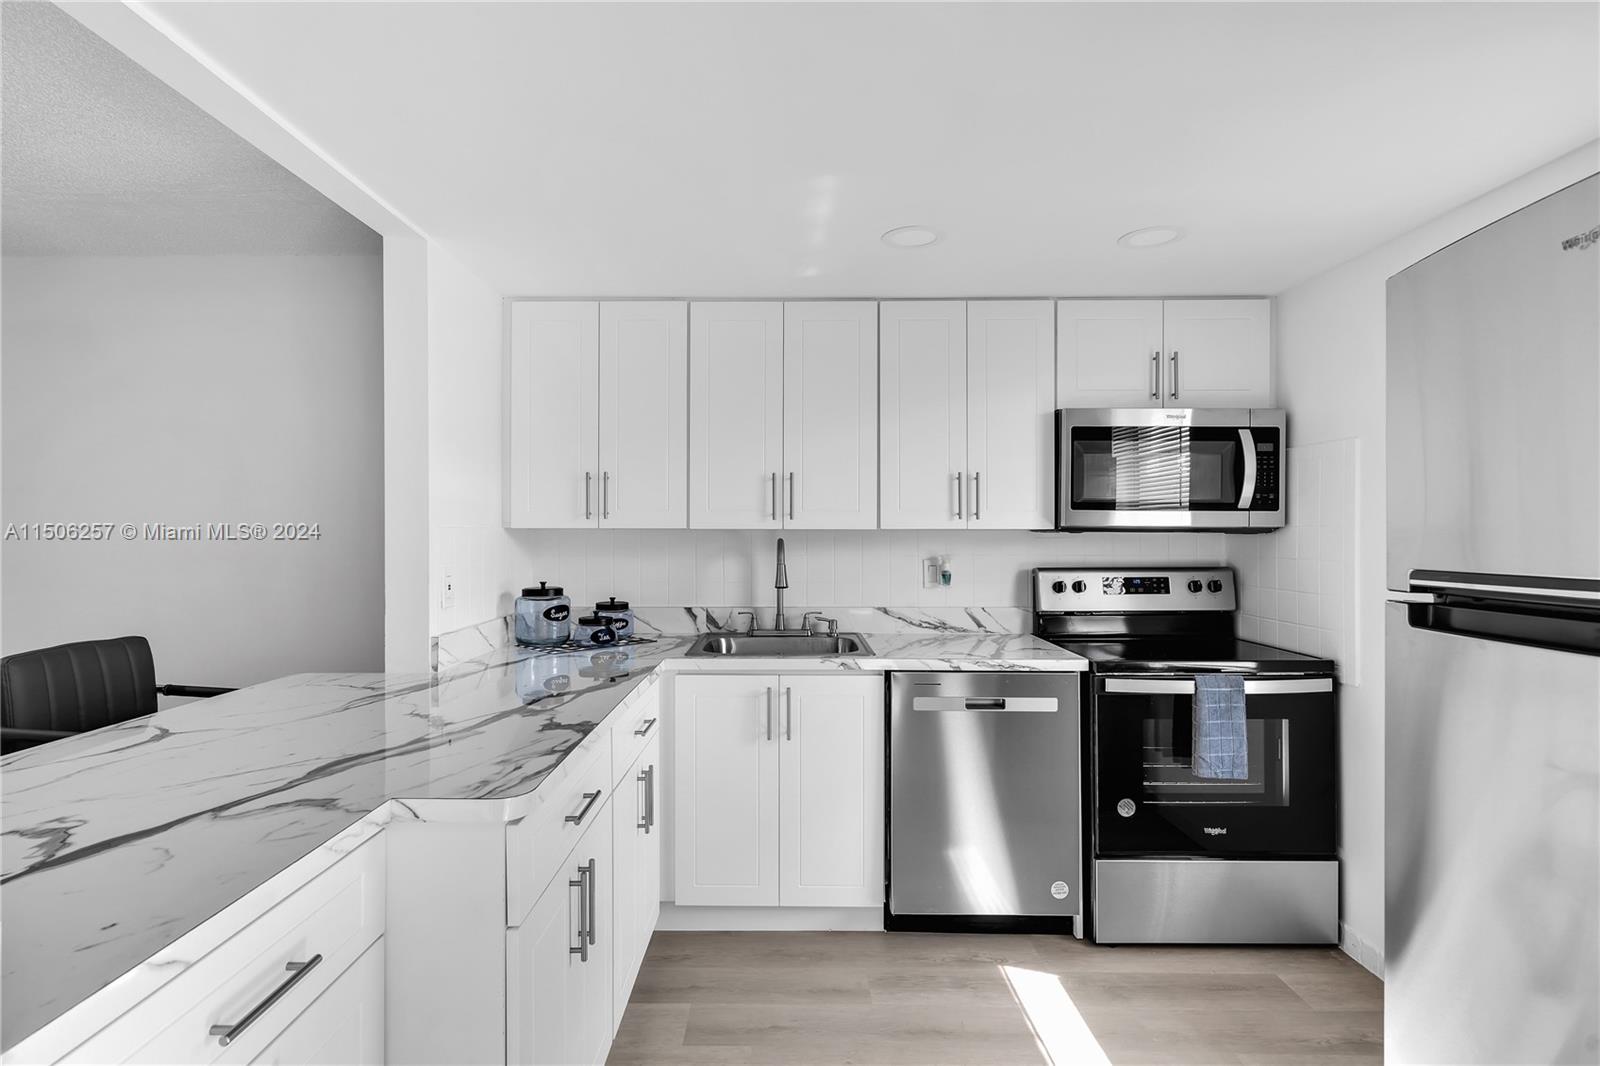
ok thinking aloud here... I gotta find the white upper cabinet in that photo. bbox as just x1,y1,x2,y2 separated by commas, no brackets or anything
689,302,785,529
506,301,599,528
880,301,1054,530
1056,299,1165,409
599,302,688,528
1162,298,1273,408
782,302,878,530
880,302,968,530
1058,297,1272,409
967,301,1056,530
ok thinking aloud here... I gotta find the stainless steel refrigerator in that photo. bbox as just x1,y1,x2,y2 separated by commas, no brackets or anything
1387,172,1600,1064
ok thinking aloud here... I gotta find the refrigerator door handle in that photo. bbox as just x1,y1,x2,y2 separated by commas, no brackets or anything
1410,573,1600,603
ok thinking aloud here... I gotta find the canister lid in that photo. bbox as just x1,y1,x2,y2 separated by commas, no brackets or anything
521,581,564,599
595,597,631,611
575,614,614,627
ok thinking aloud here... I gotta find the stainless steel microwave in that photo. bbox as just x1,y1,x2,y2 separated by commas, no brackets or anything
1055,408,1286,532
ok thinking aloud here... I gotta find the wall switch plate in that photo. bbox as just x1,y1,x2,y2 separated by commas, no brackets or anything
924,555,953,589
441,573,457,611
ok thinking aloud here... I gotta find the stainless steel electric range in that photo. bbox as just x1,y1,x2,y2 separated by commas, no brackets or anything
1033,566,1339,945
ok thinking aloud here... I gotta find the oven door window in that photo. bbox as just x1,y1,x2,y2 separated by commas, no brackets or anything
1095,685,1336,857
1071,426,1242,511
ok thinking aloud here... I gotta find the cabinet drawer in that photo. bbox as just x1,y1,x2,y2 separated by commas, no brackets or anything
67,835,385,1065
506,730,613,927
609,682,661,789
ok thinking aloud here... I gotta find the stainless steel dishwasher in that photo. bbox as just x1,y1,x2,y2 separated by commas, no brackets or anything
886,671,1082,935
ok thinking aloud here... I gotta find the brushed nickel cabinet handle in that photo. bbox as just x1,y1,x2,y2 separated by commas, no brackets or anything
770,472,778,521
638,765,655,832
787,472,795,521
973,472,981,521
208,954,323,1046
602,471,610,519
568,860,593,961
765,687,774,741
955,471,964,520
1170,351,1179,400
1150,351,1159,398
587,856,598,946
564,789,603,825
784,687,792,741
585,472,593,520
633,717,657,737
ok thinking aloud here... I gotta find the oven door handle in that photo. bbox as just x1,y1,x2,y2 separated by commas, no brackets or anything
1238,428,1256,510
1102,677,1333,695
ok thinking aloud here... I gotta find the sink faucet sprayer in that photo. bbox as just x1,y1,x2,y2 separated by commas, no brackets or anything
773,537,788,631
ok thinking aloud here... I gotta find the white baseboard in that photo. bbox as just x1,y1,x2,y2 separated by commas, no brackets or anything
656,903,884,931
1339,921,1385,977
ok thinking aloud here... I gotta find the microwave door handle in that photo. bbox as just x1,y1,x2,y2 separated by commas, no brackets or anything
1238,428,1256,509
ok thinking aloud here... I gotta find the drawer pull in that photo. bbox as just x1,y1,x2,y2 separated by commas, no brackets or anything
208,954,323,1046
633,717,657,737
565,789,603,825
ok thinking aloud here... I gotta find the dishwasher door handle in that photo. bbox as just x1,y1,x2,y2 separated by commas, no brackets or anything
910,696,1059,712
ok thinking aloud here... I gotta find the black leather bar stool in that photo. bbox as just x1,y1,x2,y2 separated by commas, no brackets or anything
0,636,234,755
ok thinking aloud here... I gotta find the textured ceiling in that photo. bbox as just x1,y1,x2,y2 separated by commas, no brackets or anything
0,1,378,256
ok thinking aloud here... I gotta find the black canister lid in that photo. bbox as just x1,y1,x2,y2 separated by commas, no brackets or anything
576,614,614,627
521,581,564,599
595,597,631,611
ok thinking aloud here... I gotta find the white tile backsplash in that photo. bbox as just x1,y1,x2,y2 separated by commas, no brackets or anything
1227,438,1360,682
505,528,1229,614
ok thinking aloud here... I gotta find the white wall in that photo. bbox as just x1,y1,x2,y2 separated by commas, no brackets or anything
1233,140,1600,976
2,253,384,688
427,249,515,635
506,528,1229,614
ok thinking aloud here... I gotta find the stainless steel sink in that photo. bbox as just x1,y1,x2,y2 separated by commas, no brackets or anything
686,632,875,658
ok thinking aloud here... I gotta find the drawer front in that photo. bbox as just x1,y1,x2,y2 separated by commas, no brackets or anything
609,682,662,789
68,835,386,1065
506,730,614,927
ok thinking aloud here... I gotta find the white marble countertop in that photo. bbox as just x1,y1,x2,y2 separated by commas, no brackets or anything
0,627,1082,1050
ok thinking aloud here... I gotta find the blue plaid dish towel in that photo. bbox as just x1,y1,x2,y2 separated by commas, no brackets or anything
1192,672,1248,780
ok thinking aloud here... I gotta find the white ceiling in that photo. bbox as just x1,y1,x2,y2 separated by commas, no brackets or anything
128,1,1597,294
0,1,377,255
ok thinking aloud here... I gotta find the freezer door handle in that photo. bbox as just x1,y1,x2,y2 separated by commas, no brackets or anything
1103,677,1333,695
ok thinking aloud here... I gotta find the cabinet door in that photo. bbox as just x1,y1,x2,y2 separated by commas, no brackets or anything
778,675,885,908
673,674,780,906
1162,298,1272,407
782,302,878,529
506,301,599,528
599,302,688,528
1056,299,1165,408
612,732,662,1033
507,810,615,1066
967,301,1055,530
247,941,384,1066
880,302,968,529
689,302,784,529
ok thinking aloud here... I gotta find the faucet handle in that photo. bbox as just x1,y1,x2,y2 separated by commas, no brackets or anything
730,610,757,635
801,611,824,634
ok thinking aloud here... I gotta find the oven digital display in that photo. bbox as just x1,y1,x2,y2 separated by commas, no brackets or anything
1103,576,1170,595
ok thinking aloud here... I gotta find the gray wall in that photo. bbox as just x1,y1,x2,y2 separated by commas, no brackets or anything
2,253,384,688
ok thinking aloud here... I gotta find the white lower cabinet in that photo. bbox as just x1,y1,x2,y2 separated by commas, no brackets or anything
507,795,615,1066
246,940,384,1066
674,673,884,909
612,731,662,1030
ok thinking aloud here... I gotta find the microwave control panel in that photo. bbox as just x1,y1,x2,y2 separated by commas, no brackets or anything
1250,432,1281,511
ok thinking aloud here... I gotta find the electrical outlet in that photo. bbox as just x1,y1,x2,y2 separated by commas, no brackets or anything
441,573,457,611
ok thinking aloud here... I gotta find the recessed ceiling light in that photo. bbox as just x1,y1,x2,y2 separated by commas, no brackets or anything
1117,226,1185,249
881,226,940,249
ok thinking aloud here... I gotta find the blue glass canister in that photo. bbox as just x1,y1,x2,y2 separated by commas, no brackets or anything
514,582,572,645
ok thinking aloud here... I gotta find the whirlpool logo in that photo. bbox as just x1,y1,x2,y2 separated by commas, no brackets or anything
1203,826,1228,836
1561,226,1599,252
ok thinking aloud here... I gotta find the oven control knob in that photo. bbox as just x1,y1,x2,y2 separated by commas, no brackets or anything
1071,580,1088,594
1187,579,1203,594
1051,580,1066,594
1207,579,1224,594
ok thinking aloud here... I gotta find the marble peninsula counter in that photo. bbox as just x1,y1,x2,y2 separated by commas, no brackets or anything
0,619,1083,1052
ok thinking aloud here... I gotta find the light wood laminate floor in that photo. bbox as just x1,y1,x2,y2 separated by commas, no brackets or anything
609,931,1382,1065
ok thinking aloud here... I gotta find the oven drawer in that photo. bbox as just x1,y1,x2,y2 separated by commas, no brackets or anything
1094,858,1338,944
